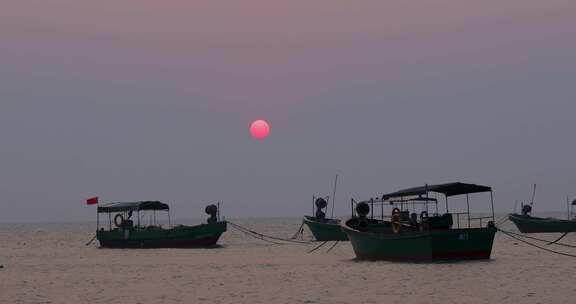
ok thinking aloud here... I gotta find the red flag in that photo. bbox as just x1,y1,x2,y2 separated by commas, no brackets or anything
86,197,99,205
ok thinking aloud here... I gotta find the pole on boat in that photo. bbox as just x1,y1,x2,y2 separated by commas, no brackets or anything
312,195,315,217
530,184,536,211
96,203,100,232
567,196,570,220
381,195,385,220
490,191,495,223
370,198,374,219
331,174,338,218
466,194,471,228
425,184,429,213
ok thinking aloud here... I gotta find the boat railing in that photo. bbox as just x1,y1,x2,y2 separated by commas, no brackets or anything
452,213,493,229
469,216,493,228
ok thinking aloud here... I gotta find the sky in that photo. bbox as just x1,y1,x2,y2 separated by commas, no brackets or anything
1,0,575,222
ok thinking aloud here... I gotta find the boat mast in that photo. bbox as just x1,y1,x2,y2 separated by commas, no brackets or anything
567,196,570,220
331,174,338,218
530,184,536,210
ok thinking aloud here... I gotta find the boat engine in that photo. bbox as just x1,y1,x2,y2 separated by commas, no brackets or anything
315,197,328,219
521,204,532,216
205,204,218,223
355,202,370,230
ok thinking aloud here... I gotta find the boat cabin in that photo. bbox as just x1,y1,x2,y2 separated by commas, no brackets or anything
350,182,496,233
96,201,174,232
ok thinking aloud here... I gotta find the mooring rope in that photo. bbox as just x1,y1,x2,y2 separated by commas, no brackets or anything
228,222,291,245
307,241,329,253
290,222,305,240
497,228,576,258
85,234,97,246
547,232,569,245
325,241,340,253
228,221,312,245
495,215,510,226
497,228,576,248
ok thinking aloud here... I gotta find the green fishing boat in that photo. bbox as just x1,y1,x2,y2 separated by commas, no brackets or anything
508,188,576,233
302,196,348,241
341,182,497,261
508,214,576,233
95,201,227,248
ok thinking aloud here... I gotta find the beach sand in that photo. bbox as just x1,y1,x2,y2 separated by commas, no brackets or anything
1,218,575,304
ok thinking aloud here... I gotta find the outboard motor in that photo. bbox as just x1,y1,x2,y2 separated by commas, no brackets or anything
205,204,218,224
521,204,532,216
355,202,370,231
315,197,328,219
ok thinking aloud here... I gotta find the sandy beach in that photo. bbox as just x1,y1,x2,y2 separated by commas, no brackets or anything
1,218,575,304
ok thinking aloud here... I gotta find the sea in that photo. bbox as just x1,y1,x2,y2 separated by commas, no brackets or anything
1,216,575,304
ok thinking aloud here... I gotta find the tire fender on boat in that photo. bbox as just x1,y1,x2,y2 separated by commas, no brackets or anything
114,214,124,227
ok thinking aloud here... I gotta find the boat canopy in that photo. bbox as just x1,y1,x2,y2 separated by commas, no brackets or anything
382,182,492,200
97,201,169,213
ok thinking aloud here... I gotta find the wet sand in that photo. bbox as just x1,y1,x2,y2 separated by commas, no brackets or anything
1,218,575,304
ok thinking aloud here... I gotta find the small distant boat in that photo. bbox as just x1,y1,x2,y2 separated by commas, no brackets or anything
508,186,576,233
303,211,348,242
341,182,497,261
302,175,348,241
95,201,227,248
508,214,576,233
302,192,348,241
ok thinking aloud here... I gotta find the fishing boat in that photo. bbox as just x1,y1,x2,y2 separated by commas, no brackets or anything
341,182,497,261
508,185,576,233
508,200,576,233
302,190,348,241
508,214,576,233
95,201,227,248
301,175,348,241
303,196,348,241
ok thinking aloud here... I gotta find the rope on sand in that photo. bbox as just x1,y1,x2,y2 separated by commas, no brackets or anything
325,241,340,253
290,222,305,240
497,228,576,258
547,232,569,245
85,234,97,246
228,221,312,245
497,228,576,248
307,241,329,253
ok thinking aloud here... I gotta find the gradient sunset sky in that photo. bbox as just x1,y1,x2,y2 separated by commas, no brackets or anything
1,0,575,221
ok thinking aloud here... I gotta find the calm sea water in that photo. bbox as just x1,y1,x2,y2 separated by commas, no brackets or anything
1,216,575,304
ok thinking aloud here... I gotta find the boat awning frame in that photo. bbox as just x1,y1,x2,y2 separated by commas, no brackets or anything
97,201,169,213
381,182,492,201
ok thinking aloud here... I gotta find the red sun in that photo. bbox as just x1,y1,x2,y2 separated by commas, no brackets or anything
250,119,270,140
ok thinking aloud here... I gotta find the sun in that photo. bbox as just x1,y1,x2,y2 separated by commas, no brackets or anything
250,119,270,140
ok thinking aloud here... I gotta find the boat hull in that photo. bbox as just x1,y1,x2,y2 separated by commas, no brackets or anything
303,216,348,241
342,223,496,261
508,214,576,233
97,221,227,248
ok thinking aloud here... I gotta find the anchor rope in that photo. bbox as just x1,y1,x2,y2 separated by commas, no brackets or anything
547,232,569,245
290,222,305,240
85,234,97,246
228,221,312,245
497,228,576,258
495,215,510,226
307,241,329,253
325,241,340,253
234,227,287,245
497,228,576,248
